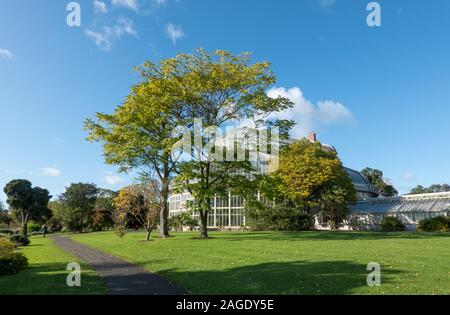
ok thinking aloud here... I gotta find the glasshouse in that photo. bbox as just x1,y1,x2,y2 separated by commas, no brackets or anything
168,165,377,229
348,191,450,230
168,132,377,229
168,131,449,231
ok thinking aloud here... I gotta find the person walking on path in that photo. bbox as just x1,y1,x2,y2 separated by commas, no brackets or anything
41,224,48,238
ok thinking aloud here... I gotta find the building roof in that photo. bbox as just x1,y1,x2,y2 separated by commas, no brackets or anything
344,167,376,194
351,192,450,213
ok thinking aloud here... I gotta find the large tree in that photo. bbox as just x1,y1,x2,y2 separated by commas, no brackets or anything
3,179,52,235
85,59,186,238
86,48,292,239
272,140,356,225
60,183,98,233
165,49,292,238
361,168,398,197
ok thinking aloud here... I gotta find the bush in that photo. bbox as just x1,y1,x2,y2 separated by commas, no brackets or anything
0,238,28,275
9,234,30,246
27,222,42,234
418,216,450,232
380,216,405,232
92,208,114,231
0,238,15,255
169,212,199,231
47,217,63,232
0,229,13,235
247,206,314,231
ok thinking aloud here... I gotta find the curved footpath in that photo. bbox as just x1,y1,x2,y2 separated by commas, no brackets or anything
52,235,187,295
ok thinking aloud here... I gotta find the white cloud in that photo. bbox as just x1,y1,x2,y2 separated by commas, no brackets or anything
85,18,137,51
112,0,139,11
403,172,416,182
155,0,166,5
94,0,108,13
0,49,13,60
318,0,336,8
85,29,113,51
104,174,125,185
165,23,184,44
114,17,138,37
266,87,354,138
40,167,62,177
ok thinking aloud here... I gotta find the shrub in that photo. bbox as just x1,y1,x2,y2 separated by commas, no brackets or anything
0,238,15,255
169,212,198,231
418,216,450,232
9,234,30,246
380,216,405,232
27,221,42,234
0,229,13,235
47,216,63,232
92,208,114,231
0,238,28,275
247,206,314,231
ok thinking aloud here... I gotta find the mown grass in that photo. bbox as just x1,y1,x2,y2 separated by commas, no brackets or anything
71,230,450,295
0,236,105,295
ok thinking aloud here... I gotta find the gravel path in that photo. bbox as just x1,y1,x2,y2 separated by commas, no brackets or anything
52,236,186,295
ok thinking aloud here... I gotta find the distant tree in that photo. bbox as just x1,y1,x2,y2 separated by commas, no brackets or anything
113,181,161,241
3,179,52,235
316,186,354,230
427,184,450,193
360,168,398,197
48,200,65,231
408,184,450,195
92,189,117,231
274,140,357,214
30,187,53,223
60,183,98,233
409,185,427,195
0,207,12,227
0,199,8,225
48,200,65,220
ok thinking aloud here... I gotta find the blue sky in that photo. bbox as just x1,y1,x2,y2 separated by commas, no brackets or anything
1,0,450,203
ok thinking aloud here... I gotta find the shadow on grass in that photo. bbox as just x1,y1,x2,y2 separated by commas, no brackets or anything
0,262,105,295
156,260,405,295
25,243,43,247
212,231,450,242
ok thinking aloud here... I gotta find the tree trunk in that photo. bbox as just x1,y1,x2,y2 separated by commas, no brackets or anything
159,164,171,238
22,222,28,236
159,201,170,238
145,229,151,241
21,211,28,236
199,211,208,239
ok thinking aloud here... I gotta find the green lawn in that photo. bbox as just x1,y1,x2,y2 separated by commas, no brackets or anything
0,236,105,295
71,231,450,295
